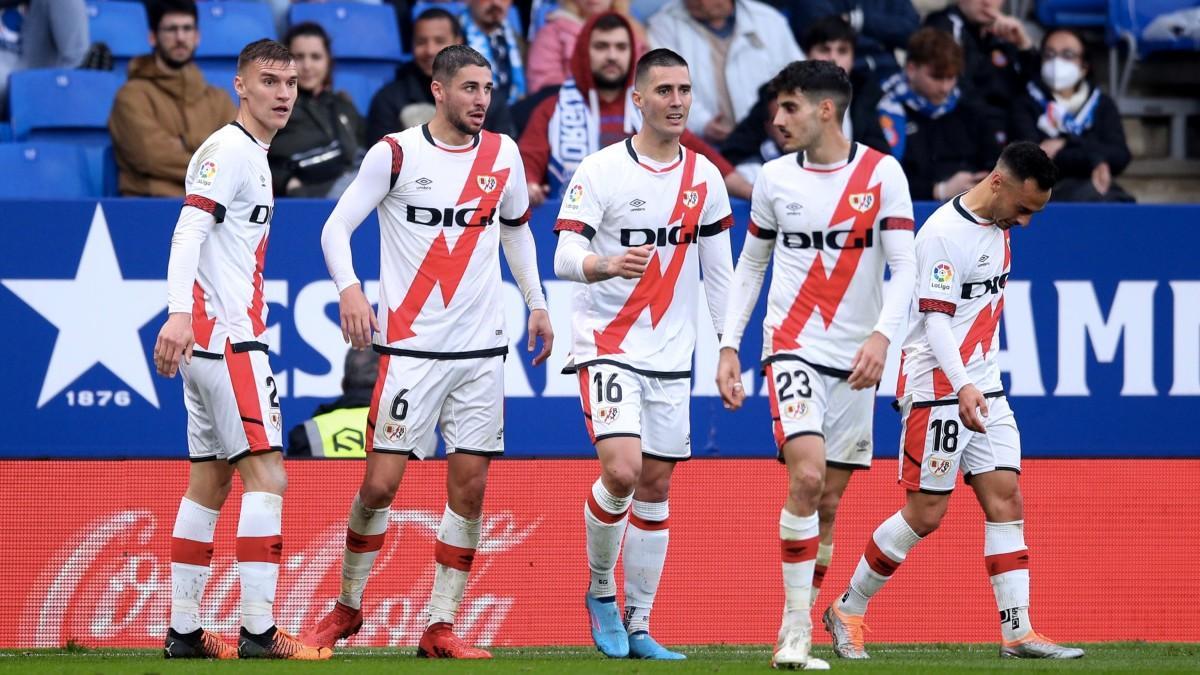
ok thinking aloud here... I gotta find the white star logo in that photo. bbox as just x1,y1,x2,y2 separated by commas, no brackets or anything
3,205,166,408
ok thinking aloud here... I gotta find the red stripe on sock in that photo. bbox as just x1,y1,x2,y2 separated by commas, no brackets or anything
864,536,902,577
985,549,1030,576
171,537,213,566
236,535,282,563
781,536,819,563
346,528,385,553
628,513,669,531
434,540,476,571
813,563,829,588
586,492,628,524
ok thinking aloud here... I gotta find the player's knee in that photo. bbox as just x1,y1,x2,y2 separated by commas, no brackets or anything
788,466,824,507
448,472,488,518
635,474,671,502
360,475,399,507
601,464,639,497
817,489,842,523
983,482,1023,521
904,503,947,536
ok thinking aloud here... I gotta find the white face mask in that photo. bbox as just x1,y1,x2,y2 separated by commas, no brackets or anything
1041,58,1083,91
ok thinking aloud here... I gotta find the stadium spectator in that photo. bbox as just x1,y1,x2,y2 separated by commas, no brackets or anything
461,0,526,104
367,8,515,141
108,0,235,197
647,0,802,144
526,0,646,93
287,348,379,458
925,0,1037,136
785,0,918,79
0,0,90,116
519,11,751,206
877,27,1000,202
1010,28,1134,202
268,22,364,198
721,16,888,183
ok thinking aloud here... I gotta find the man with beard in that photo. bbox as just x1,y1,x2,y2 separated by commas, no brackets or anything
109,0,236,196
300,45,553,659
519,11,750,206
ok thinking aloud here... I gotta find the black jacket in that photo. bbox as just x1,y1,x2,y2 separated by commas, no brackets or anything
268,87,364,197
924,7,1038,123
366,61,516,143
787,0,919,78
720,71,889,168
1009,82,1131,180
887,98,1001,201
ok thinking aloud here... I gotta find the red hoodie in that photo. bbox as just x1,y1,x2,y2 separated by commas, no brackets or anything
518,11,734,188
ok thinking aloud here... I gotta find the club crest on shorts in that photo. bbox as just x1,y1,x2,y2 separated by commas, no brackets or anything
682,190,699,209
928,456,953,477
847,192,875,213
595,405,619,424
269,410,281,430
476,174,498,193
383,422,407,443
782,400,809,420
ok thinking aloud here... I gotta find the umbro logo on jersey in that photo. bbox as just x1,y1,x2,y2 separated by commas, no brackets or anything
978,254,990,266
786,202,803,215
477,174,499,193
681,190,699,209
416,177,433,189
629,199,646,211
258,174,267,187
847,192,875,213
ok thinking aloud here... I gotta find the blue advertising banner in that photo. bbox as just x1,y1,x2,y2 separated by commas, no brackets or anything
0,199,1196,458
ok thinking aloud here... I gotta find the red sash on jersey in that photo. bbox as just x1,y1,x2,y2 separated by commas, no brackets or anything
772,148,885,353
387,132,510,344
594,149,705,356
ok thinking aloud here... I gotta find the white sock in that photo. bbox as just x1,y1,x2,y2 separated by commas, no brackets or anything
623,499,669,634
584,478,631,598
170,497,219,634
985,520,1033,642
838,511,921,616
339,493,390,610
428,504,480,627
810,541,833,607
780,508,819,619
236,491,283,635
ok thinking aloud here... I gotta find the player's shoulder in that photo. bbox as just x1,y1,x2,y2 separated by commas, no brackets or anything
868,146,905,179
759,152,800,182
188,124,250,177
918,199,976,243
575,140,626,176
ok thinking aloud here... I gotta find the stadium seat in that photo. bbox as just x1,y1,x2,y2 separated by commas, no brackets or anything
289,3,404,61
196,1,276,60
0,143,105,198
86,0,150,74
198,62,240,105
1036,0,1108,26
334,69,381,115
8,69,123,144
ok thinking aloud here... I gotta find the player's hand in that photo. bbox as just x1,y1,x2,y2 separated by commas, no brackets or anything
1040,137,1066,158
1091,161,1112,195
526,308,554,366
339,285,378,350
153,312,194,378
704,114,734,143
716,347,746,410
958,384,989,433
610,244,654,279
848,331,889,390
527,181,549,208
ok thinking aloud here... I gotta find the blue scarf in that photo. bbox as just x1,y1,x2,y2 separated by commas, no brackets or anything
546,78,640,194
462,13,526,106
877,72,961,161
1026,81,1100,138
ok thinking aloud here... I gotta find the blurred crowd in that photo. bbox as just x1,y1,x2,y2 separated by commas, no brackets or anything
0,0,1135,202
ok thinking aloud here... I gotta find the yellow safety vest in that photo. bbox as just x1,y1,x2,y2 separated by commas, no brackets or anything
301,407,369,458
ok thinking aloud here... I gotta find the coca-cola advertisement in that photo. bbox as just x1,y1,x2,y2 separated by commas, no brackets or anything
2,459,1196,647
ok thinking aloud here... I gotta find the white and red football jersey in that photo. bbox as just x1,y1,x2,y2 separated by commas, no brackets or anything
180,122,275,353
372,125,530,357
740,144,914,370
897,194,1010,401
554,138,732,376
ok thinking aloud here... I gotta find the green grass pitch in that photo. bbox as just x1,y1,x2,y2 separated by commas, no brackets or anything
1,643,1197,674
